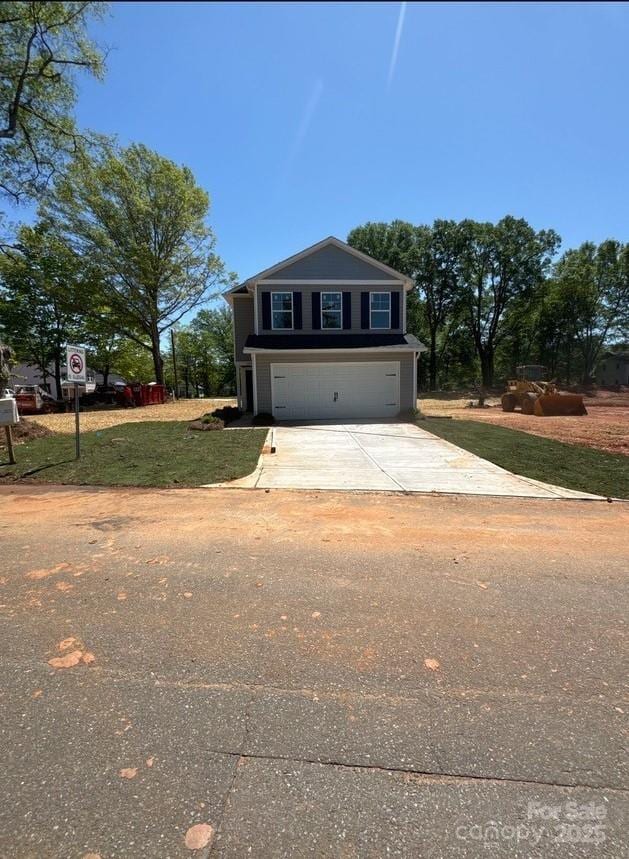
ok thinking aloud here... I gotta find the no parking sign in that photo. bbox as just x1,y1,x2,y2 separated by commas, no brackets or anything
66,345,86,384
65,344,86,459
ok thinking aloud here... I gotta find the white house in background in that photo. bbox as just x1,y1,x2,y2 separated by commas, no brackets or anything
10,363,125,398
597,351,629,387
224,236,427,420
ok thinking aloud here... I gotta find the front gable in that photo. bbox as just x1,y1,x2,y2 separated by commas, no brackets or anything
265,242,400,282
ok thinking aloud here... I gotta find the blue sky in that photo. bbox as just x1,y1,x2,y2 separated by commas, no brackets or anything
72,1,628,284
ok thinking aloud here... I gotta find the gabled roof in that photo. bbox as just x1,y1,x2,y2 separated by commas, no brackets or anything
224,236,414,299
601,350,629,361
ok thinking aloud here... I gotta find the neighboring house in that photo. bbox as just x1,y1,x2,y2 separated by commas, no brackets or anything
225,236,426,420
597,351,629,386
10,363,124,399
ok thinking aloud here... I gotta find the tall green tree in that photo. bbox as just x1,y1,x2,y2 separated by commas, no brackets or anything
0,220,83,394
459,217,560,386
348,220,466,390
414,220,465,390
347,220,419,279
553,240,629,382
108,337,153,383
529,277,582,383
83,329,145,387
0,341,13,389
44,143,232,384
0,1,106,205
190,306,235,393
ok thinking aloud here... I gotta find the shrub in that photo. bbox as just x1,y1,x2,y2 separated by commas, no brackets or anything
211,406,241,425
188,416,224,431
251,412,275,426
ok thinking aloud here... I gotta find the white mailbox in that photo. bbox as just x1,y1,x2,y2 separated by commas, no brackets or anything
0,397,19,426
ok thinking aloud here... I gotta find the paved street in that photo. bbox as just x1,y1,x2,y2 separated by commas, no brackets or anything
0,485,627,857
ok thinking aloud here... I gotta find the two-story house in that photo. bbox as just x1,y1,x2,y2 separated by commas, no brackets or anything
597,351,629,387
225,236,426,420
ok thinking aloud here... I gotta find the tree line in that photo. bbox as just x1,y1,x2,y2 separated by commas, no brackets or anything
348,220,629,389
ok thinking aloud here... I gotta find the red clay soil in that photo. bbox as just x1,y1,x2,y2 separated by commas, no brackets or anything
2,484,627,560
455,404,628,456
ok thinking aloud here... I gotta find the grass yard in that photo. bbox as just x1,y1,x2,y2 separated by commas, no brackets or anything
424,418,629,499
0,421,267,488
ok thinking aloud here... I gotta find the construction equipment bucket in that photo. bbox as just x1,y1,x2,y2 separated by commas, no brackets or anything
534,394,587,416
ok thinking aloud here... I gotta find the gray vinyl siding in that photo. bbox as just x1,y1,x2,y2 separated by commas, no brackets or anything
232,296,254,363
256,284,404,335
268,244,397,281
255,351,416,415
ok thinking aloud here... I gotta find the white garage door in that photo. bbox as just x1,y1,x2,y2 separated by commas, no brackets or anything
271,361,400,420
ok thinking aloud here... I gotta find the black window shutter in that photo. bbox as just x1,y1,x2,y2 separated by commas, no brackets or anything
342,292,351,329
391,291,400,329
311,292,321,330
261,292,271,329
361,292,369,329
293,291,302,329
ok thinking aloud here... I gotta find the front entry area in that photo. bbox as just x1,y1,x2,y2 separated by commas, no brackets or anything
270,361,400,421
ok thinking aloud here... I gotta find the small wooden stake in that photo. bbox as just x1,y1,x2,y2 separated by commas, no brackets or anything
4,425,15,465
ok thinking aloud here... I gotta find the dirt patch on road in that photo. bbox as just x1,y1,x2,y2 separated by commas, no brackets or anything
420,391,629,456
2,485,627,563
33,398,236,435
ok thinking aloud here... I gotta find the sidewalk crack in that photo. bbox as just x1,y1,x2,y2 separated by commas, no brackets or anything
348,430,407,491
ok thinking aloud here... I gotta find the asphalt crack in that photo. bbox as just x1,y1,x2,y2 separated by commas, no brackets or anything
203,749,629,794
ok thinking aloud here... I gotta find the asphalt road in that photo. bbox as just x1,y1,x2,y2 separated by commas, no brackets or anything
0,485,627,858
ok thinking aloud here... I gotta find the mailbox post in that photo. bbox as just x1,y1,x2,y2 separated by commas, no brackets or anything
0,396,19,465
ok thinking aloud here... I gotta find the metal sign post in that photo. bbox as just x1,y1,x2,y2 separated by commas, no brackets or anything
66,345,86,461
74,383,80,459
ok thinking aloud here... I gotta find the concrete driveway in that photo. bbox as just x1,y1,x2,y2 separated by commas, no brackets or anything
251,422,599,498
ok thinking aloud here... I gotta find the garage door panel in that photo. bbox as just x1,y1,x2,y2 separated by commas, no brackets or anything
271,362,400,420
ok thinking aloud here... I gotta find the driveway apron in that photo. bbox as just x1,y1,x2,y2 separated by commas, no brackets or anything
252,422,601,499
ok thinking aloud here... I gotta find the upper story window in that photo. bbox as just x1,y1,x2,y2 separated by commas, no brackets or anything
272,292,293,329
370,292,390,329
321,292,342,329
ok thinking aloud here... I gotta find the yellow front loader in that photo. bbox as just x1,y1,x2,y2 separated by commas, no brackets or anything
501,365,587,416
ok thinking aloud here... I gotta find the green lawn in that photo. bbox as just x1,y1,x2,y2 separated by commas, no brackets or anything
0,421,267,487
423,418,628,499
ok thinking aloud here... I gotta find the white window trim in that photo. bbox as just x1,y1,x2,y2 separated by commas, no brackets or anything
271,290,293,330
252,353,258,414
370,291,391,330
321,291,342,330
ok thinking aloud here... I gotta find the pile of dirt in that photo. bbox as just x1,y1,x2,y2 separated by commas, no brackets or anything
0,418,53,448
